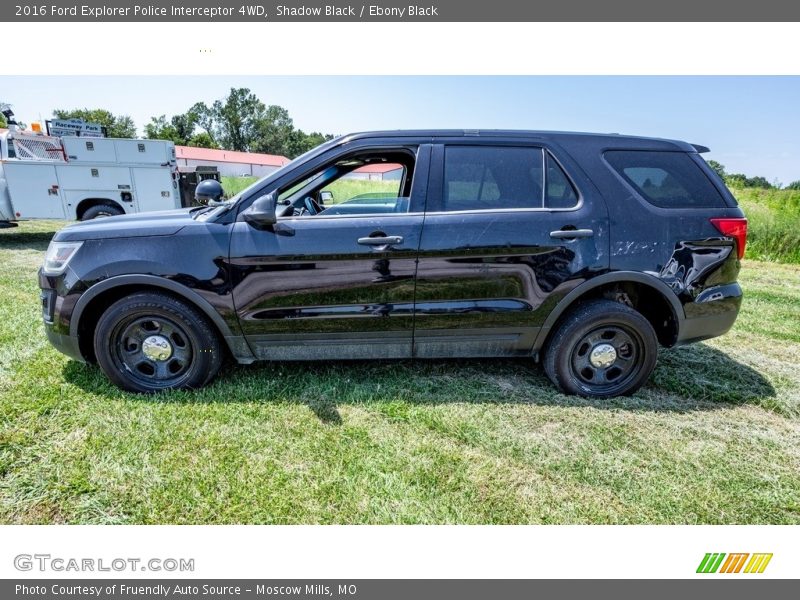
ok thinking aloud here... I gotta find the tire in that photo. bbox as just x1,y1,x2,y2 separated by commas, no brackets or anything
543,299,658,398
81,203,124,220
93,292,223,393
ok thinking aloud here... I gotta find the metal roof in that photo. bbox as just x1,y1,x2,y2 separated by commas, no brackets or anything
176,145,289,167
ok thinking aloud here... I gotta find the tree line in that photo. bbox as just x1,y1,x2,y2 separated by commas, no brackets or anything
706,160,800,191
3,88,335,160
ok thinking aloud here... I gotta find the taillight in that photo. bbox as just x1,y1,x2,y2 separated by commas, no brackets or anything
710,217,748,260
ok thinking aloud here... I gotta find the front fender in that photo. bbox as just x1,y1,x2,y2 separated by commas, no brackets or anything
70,274,255,364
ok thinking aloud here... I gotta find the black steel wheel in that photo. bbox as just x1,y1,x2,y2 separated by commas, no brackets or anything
543,299,658,398
94,292,223,393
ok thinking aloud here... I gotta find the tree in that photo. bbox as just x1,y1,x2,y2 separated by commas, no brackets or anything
52,108,136,138
144,115,181,144
151,88,334,158
785,180,800,190
170,111,199,144
706,159,726,179
745,176,772,189
187,132,217,149
724,173,774,189
285,130,335,158
725,173,747,186
144,111,201,146
251,104,295,156
192,88,269,152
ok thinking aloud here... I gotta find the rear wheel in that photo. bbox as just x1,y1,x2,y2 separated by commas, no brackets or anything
543,299,658,398
81,203,124,220
93,292,223,393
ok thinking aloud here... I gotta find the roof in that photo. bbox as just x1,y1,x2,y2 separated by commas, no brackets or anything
353,163,404,174
176,145,289,167
337,130,699,152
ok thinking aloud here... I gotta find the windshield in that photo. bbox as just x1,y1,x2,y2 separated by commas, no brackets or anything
223,136,343,205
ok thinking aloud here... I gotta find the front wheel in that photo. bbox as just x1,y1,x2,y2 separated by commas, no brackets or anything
93,292,223,393
543,299,658,398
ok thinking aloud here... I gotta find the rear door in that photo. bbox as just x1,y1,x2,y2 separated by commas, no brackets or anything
413,141,609,358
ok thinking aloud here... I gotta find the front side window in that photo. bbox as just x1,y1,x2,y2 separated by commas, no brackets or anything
321,163,404,206
275,150,415,217
605,150,726,208
443,146,544,211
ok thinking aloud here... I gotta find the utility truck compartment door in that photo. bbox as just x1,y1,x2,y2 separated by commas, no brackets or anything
61,137,117,163
3,163,64,219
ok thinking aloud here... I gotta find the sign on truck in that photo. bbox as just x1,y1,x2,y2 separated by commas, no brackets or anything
46,118,105,138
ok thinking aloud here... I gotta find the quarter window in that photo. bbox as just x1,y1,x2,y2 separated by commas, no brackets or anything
605,150,726,208
545,154,579,209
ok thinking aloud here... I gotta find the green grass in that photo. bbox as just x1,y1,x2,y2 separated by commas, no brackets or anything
2,220,798,524
321,179,399,204
222,176,258,198
733,186,800,264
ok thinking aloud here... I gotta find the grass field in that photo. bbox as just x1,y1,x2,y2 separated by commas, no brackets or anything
1,220,798,524
734,186,800,264
222,176,259,198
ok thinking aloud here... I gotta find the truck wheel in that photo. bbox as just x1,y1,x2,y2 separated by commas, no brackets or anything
543,299,658,398
81,204,124,220
93,292,223,393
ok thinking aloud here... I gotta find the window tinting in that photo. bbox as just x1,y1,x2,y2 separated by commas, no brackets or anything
605,150,726,208
545,154,578,208
443,146,543,211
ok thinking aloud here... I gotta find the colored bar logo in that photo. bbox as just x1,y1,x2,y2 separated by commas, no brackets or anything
697,553,773,574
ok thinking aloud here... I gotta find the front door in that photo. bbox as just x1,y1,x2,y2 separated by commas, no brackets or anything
413,142,609,358
229,145,429,360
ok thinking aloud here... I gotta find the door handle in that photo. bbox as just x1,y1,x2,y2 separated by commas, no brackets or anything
357,235,404,246
549,228,594,239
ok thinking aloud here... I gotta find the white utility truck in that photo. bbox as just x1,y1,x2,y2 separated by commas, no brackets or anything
0,123,181,227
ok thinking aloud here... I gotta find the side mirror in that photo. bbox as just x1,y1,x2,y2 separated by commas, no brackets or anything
320,190,334,205
242,192,277,228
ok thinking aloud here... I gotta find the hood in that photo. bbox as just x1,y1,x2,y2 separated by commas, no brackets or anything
53,208,198,242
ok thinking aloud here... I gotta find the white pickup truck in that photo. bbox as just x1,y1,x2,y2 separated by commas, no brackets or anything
0,127,181,226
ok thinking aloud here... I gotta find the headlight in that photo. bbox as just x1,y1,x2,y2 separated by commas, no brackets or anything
43,241,83,275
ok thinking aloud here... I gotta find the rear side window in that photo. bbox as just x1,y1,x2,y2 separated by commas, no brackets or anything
545,154,579,209
605,150,726,208
443,146,544,211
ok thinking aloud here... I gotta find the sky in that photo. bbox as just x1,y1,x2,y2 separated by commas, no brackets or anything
3,76,799,185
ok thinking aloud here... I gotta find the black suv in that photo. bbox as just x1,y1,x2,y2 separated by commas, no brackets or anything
39,130,747,398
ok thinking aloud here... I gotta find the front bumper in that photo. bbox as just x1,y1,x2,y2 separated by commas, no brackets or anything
44,324,86,363
40,268,86,363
